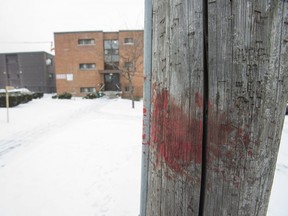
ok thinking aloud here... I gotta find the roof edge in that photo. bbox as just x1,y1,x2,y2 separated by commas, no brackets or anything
0,51,54,56
54,29,144,35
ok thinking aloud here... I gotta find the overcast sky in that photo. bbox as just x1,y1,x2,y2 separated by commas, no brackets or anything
0,0,144,54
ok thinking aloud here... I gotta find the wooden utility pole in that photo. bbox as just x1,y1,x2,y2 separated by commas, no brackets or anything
141,0,288,215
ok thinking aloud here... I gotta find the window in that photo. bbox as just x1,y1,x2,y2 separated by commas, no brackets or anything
78,39,95,45
104,49,118,55
124,38,134,44
124,86,133,92
80,87,96,93
79,63,96,70
104,40,118,49
124,62,133,70
104,40,119,70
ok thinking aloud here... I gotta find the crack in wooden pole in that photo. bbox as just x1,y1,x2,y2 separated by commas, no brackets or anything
199,0,209,215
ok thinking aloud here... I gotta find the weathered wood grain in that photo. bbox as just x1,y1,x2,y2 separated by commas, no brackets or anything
145,0,288,215
205,1,288,215
146,0,204,215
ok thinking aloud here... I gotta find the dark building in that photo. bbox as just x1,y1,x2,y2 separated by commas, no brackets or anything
0,52,56,93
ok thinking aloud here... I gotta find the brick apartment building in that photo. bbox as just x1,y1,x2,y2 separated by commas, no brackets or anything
54,30,144,98
0,52,56,93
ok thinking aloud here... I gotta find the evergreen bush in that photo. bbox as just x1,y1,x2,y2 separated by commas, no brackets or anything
52,95,58,99
20,93,33,104
0,89,41,107
83,93,99,99
57,92,72,99
0,93,24,107
32,92,44,99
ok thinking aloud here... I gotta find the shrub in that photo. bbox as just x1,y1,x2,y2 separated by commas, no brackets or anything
0,94,8,107
52,94,58,99
0,88,41,107
9,94,22,107
20,93,33,104
0,93,23,107
83,93,99,99
32,92,44,99
57,92,72,99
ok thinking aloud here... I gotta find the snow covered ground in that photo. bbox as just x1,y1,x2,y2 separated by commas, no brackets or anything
0,95,142,216
0,95,287,216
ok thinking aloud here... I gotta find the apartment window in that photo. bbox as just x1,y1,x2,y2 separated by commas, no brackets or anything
80,87,96,93
104,49,118,55
124,62,133,70
104,40,118,49
124,38,134,44
124,86,134,92
104,40,119,70
79,63,96,70
78,39,95,45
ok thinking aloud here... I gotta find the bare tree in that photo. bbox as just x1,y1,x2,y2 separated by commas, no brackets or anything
118,33,144,108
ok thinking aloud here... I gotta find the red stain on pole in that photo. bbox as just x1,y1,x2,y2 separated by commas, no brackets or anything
143,107,147,116
150,89,203,175
150,88,258,178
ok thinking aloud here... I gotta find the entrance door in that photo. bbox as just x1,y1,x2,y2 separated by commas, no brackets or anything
104,73,120,91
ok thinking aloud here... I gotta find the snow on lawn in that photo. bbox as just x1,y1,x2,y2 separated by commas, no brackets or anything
0,95,143,216
0,95,287,216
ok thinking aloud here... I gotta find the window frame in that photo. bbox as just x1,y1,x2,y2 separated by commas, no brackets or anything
124,38,134,45
79,63,96,70
124,62,133,70
80,87,97,93
104,39,119,70
78,39,96,46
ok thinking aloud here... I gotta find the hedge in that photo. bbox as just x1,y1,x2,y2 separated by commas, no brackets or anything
52,92,72,99
0,90,44,107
